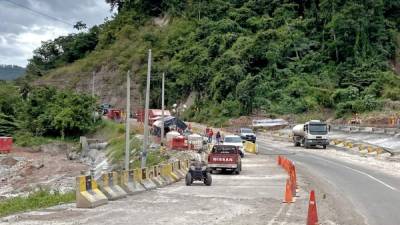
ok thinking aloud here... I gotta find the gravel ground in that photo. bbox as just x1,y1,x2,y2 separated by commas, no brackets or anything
0,144,88,199
0,153,329,225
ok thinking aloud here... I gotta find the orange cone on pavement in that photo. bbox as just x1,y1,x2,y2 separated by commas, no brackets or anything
307,190,318,225
283,179,294,203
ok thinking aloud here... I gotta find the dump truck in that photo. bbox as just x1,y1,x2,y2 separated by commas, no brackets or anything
292,120,330,149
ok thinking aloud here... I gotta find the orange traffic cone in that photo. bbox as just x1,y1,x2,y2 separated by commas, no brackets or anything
290,171,296,196
307,190,318,225
283,179,294,203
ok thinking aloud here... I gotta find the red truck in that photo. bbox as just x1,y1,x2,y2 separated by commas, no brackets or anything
208,145,242,174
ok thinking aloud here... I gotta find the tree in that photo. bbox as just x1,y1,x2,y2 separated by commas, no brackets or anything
74,21,87,30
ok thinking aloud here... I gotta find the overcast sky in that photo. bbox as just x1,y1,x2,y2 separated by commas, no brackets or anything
0,0,113,67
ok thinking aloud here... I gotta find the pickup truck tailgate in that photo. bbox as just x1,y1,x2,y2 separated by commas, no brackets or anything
208,153,238,168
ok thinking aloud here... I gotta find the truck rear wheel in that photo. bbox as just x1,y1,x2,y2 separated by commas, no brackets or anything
323,145,327,149
235,163,241,174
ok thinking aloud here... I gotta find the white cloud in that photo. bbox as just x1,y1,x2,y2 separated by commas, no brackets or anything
0,0,112,67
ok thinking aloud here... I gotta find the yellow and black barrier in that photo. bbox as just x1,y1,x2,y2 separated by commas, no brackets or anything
150,166,166,187
243,141,257,154
168,163,180,181
76,175,108,208
155,165,170,186
179,160,189,174
139,167,157,190
118,170,146,195
173,161,185,179
99,172,127,200
160,164,175,184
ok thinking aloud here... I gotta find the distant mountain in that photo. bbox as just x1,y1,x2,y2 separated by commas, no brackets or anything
0,65,25,80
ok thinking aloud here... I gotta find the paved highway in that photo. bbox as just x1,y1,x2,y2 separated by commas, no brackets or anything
258,136,400,225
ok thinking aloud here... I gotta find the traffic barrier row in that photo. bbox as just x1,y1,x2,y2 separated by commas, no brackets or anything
277,156,320,224
243,141,258,154
332,125,400,135
0,137,13,154
277,156,297,203
76,159,189,208
331,138,389,155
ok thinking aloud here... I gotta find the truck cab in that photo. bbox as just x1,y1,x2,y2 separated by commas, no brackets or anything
239,128,256,143
208,145,242,174
293,120,330,149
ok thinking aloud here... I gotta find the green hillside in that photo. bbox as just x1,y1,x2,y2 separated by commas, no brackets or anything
26,0,400,123
0,65,25,80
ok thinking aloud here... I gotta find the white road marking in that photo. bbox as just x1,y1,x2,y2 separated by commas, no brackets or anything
308,155,399,192
267,204,286,225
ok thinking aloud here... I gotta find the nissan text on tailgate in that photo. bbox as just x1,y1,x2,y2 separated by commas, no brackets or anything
208,145,242,174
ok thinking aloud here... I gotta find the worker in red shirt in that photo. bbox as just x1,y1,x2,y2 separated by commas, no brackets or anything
207,129,214,143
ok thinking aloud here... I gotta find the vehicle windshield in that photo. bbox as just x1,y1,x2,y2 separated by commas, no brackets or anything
212,145,237,154
309,124,328,135
241,128,253,133
224,136,242,143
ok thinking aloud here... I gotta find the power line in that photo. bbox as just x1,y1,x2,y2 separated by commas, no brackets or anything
2,0,74,26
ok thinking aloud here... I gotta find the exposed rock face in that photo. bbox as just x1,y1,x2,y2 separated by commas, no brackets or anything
35,65,143,112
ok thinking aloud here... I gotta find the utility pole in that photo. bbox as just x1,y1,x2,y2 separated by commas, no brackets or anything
92,71,96,123
161,72,165,146
125,70,131,171
142,49,152,168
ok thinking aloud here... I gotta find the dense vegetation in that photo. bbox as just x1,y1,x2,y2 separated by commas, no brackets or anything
26,0,400,121
0,65,25,80
0,82,96,143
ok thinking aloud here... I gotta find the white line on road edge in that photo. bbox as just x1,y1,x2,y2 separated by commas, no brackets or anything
309,155,399,192
267,204,286,225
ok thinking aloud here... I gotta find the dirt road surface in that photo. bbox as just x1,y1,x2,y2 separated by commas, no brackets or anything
0,152,343,225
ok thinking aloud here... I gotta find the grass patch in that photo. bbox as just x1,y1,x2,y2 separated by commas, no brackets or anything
13,132,77,147
90,120,125,141
0,190,75,218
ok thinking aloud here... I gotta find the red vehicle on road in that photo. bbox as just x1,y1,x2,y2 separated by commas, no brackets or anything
208,145,242,174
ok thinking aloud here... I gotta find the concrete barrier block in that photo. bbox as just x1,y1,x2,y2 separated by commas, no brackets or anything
160,164,175,184
156,165,170,186
139,168,157,190
372,127,385,134
172,161,185,179
384,128,397,135
98,172,127,200
244,141,257,154
118,170,145,195
349,127,359,133
359,127,373,133
76,175,108,208
168,163,180,181
340,126,351,132
344,141,355,148
150,166,167,187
